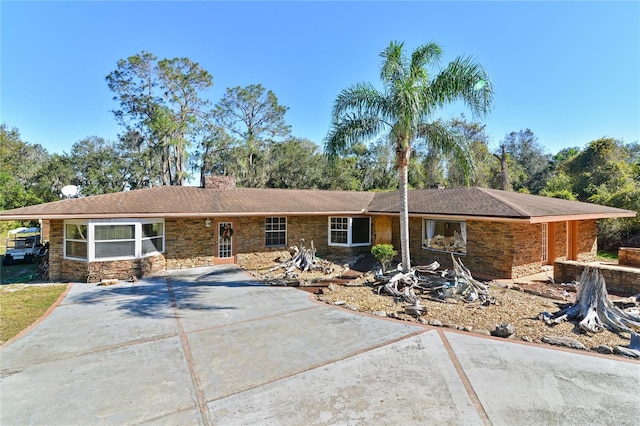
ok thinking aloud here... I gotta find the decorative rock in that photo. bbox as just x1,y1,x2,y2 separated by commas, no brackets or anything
593,345,614,354
491,323,515,338
463,326,473,332
417,317,428,325
333,300,346,306
444,323,460,330
346,305,358,311
521,335,532,342
472,328,491,336
372,311,387,317
613,346,640,359
327,283,337,292
428,319,443,327
542,336,587,351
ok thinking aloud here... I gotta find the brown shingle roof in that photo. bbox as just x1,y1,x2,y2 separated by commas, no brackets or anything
367,187,635,221
0,186,375,219
0,186,635,222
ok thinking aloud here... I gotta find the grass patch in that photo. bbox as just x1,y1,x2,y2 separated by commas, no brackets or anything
597,250,619,262
0,259,40,284
0,284,67,344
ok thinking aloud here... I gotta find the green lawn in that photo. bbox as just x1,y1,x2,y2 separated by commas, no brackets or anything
0,258,40,284
0,284,67,344
597,250,619,262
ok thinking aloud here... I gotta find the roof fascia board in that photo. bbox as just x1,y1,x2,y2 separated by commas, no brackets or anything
528,212,637,223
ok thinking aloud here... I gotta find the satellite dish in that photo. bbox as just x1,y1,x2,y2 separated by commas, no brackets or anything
61,185,79,199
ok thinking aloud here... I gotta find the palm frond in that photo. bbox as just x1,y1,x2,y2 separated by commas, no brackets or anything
332,83,387,120
380,41,406,88
324,115,385,163
410,42,442,81
429,55,494,118
417,121,476,185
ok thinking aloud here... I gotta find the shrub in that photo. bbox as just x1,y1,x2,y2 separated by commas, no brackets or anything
371,244,397,272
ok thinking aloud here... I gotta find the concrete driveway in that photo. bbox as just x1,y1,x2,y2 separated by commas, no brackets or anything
1,266,638,425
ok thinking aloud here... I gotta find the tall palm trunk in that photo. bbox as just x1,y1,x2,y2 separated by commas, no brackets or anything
398,163,411,272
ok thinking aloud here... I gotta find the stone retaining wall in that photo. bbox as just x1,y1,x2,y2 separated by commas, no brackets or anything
619,247,640,268
554,260,640,296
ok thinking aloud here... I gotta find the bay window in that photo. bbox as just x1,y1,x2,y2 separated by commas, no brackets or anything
65,223,88,260
64,219,164,261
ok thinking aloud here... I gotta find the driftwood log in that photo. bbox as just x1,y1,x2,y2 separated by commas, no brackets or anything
268,240,333,278
542,266,640,338
376,254,493,307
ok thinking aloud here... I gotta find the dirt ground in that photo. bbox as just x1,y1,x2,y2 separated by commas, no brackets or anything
239,251,639,358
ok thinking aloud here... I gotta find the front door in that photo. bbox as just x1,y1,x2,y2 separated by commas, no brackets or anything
215,219,236,264
374,216,392,245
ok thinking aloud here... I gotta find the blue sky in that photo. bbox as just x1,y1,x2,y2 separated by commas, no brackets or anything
2,1,639,157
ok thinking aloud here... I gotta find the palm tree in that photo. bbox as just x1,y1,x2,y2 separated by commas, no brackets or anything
325,41,493,273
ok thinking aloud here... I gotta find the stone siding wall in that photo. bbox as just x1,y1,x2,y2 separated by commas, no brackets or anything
576,220,597,262
619,248,640,267
554,221,568,262
236,215,370,260
408,220,542,278
164,218,216,270
85,254,166,283
61,259,89,282
47,220,64,281
405,219,597,279
46,215,601,282
554,261,640,296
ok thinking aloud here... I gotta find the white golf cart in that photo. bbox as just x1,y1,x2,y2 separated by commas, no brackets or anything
2,227,43,266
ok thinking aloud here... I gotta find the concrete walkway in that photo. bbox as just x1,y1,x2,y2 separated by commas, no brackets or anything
1,266,638,425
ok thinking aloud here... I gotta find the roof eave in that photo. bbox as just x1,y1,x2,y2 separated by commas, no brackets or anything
528,212,637,223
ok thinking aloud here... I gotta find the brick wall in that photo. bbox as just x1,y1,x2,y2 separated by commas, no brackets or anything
619,248,640,267
554,261,640,296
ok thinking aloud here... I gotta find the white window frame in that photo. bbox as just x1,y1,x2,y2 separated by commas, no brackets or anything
63,219,164,262
421,218,467,255
94,223,136,260
265,217,287,247
64,221,88,260
328,217,371,247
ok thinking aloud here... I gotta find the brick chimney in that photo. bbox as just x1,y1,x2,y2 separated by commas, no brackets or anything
202,175,237,189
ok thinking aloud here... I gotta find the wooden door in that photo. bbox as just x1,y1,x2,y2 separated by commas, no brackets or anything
374,216,392,245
